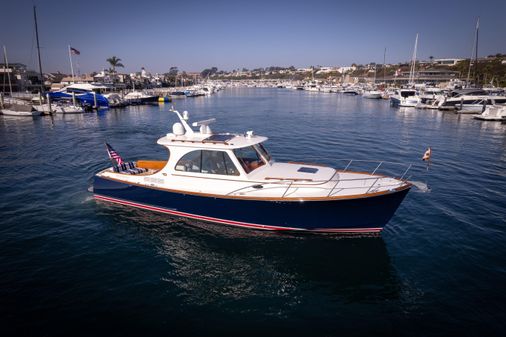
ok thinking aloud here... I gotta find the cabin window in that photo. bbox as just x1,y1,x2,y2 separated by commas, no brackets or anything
222,152,240,176
255,143,272,162
233,146,265,174
175,150,201,172
175,150,239,176
401,91,416,98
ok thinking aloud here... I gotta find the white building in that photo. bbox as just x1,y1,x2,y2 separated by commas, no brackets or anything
434,58,464,66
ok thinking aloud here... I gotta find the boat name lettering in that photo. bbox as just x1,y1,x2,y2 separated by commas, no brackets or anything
144,177,164,185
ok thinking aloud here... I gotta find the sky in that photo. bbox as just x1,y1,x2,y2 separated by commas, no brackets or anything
1,0,505,74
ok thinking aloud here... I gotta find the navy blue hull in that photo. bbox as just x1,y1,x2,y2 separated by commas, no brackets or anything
93,176,410,233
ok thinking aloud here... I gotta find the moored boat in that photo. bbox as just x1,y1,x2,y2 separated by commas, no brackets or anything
123,90,159,104
362,90,382,99
93,109,412,234
390,89,421,107
49,83,110,108
33,101,85,114
473,105,506,121
1,97,42,116
1,102,42,116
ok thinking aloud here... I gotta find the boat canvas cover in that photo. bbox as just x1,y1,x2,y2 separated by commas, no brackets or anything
48,92,109,107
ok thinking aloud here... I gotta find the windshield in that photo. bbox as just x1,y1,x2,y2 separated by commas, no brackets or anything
255,143,272,162
233,146,266,174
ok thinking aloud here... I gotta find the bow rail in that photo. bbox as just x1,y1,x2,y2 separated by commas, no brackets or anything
226,159,413,198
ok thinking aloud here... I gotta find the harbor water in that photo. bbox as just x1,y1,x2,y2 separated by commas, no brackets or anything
1,88,505,336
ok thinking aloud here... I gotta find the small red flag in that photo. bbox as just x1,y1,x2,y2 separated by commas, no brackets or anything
422,147,432,161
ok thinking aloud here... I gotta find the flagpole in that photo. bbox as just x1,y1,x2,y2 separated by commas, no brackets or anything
105,142,114,165
68,44,75,83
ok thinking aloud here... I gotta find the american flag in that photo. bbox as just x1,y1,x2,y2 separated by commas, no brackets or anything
70,47,80,55
105,143,123,165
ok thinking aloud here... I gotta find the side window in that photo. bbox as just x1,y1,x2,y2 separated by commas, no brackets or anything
175,150,239,176
202,150,227,175
223,152,239,176
175,150,201,172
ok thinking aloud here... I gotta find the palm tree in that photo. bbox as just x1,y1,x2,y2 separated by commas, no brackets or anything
106,56,124,83
107,56,124,72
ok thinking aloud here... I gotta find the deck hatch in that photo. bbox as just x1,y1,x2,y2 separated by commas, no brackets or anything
203,134,235,143
298,167,319,174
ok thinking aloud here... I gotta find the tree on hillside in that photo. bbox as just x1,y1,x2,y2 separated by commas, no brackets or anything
168,67,179,77
201,67,218,78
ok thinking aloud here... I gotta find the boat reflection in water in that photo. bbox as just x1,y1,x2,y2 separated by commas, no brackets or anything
97,203,401,311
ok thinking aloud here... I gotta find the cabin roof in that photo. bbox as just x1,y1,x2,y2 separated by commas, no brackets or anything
157,132,268,150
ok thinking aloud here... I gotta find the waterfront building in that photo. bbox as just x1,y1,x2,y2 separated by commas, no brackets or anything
384,69,461,85
434,58,465,66
0,63,43,93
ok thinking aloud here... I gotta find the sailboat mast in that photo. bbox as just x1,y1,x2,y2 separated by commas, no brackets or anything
33,6,44,94
383,47,386,84
409,34,418,86
474,17,479,87
3,46,13,97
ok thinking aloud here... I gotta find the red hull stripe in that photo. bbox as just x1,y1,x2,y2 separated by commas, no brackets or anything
94,194,383,233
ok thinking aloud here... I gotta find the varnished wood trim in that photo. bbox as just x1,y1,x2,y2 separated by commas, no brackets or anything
136,160,167,170
265,177,314,182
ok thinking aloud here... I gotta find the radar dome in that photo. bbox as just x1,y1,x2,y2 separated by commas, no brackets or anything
172,122,185,136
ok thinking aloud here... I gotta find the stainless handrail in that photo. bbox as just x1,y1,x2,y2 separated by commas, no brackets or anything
227,177,405,198
365,177,380,194
281,181,293,198
400,164,412,180
220,158,414,198
343,160,353,171
371,162,383,175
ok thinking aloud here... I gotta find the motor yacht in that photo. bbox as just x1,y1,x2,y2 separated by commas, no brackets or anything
123,90,159,105
93,109,412,234
390,89,421,107
49,83,109,108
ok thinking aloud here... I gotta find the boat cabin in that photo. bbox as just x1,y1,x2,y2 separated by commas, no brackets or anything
108,109,336,183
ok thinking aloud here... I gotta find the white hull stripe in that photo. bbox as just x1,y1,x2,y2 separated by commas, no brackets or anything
94,194,383,233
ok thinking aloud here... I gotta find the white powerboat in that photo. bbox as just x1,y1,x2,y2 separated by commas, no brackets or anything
93,109,413,234
362,90,382,99
123,90,159,104
473,105,506,121
390,89,421,107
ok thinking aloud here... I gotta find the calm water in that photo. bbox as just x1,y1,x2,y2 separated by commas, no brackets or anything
1,88,505,336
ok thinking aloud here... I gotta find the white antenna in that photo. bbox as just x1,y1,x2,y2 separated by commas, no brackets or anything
169,107,194,135
192,118,216,134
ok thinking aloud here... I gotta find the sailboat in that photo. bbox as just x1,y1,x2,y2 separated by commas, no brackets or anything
0,46,41,116
30,6,85,114
363,65,382,99
390,34,421,107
